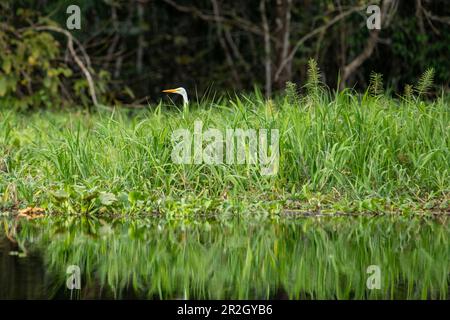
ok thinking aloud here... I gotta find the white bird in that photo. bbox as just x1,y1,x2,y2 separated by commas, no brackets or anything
162,87,189,108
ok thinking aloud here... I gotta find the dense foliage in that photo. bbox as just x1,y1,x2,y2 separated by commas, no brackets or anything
0,68,448,215
1,0,449,109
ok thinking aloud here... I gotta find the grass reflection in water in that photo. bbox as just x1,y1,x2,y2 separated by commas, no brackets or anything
3,215,449,299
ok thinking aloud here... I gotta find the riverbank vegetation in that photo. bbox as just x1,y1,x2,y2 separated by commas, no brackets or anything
1,72,448,217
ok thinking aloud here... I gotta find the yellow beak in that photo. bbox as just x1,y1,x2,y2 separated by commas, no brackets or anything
162,89,178,93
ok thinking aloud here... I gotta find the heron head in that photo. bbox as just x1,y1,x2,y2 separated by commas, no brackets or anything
162,87,189,105
162,87,186,95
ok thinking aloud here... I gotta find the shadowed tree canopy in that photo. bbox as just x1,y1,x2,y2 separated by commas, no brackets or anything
0,0,449,108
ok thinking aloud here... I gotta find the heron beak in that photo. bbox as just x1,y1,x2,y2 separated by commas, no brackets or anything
162,89,178,93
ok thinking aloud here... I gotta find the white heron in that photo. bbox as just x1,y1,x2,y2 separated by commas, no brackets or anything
162,87,189,109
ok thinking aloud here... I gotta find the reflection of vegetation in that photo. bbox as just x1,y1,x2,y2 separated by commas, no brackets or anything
9,216,449,299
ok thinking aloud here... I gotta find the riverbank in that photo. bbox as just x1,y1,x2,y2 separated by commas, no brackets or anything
1,90,449,216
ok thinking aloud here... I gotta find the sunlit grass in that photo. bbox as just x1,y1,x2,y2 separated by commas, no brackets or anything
0,88,448,215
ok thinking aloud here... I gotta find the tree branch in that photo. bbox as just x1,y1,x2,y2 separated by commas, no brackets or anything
340,0,394,89
274,5,365,82
210,0,242,87
35,26,99,107
162,0,265,37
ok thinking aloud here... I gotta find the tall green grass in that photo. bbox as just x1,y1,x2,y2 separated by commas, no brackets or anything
0,75,449,215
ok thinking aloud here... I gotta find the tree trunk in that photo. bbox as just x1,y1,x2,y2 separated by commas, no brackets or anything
260,0,272,98
274,0,292,89
136,1,145,74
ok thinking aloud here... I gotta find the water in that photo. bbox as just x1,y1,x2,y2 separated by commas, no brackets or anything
0,215,448,299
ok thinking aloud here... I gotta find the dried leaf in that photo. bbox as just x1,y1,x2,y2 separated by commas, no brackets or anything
17,207,45,220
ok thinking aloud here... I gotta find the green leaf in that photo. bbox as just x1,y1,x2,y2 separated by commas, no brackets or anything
117,192,130,206
51,190,69,201
99,192,117,206
0,77,7,97
2,58,12,74
128,191,144,203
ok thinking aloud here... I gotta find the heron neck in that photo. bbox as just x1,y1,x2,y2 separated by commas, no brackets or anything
181,93,189,106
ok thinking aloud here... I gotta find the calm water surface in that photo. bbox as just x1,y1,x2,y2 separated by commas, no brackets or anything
0,214,448,299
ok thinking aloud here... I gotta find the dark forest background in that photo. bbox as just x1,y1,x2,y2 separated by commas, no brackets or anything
0,0,449,109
